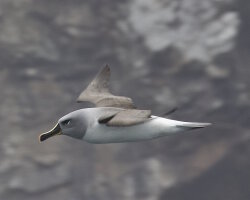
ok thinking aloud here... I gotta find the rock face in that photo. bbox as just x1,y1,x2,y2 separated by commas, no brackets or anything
128,0,239,62
0,0,249,199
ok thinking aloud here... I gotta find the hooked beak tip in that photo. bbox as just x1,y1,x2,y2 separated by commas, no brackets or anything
39,123,62,142
39,134,48,142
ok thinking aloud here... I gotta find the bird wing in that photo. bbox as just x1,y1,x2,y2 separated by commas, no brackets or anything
78,65,152,126
99,109,152,127
77,65,136,109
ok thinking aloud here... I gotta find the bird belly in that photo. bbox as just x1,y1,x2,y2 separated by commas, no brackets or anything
83,117,181,144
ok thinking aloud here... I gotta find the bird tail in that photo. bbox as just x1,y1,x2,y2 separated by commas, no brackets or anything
176,122,211,131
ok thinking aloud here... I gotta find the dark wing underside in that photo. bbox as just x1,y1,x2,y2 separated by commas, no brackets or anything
77,65,151,126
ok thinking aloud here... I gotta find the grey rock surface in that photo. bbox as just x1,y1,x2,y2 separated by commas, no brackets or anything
0,0,249,199
128,0,239,62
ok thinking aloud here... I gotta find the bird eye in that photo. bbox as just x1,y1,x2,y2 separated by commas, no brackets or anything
62,119,71,126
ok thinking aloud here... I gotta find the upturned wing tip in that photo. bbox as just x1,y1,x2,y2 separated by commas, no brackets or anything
102,64,110,74
104,64,110,69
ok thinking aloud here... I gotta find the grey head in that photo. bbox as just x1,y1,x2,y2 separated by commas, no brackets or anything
39,110,88,142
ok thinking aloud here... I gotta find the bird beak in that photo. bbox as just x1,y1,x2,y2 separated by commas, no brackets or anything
39,123,62,142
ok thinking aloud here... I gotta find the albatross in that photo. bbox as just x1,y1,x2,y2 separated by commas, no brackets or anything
39,65,211,143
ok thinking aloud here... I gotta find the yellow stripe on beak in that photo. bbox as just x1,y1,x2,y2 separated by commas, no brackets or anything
39,123,62,142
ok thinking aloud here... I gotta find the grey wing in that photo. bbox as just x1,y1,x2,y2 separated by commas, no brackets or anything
78,66,152,126
105,109,152,126
77,65,136,109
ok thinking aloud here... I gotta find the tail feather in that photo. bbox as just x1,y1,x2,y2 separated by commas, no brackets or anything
176,122,211,130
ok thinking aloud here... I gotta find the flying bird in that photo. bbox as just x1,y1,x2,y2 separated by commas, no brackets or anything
39,65,211,143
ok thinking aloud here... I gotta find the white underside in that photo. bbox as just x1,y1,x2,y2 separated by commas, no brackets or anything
84,116,194,144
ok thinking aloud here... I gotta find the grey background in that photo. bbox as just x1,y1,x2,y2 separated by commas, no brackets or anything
0,0,250,199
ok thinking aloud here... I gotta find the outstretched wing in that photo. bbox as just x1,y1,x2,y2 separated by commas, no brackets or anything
98,109,152,127
106,109,152,126
77,65,136,109
78,65,152,126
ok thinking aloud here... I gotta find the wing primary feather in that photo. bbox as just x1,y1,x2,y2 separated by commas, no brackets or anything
162,107,178,116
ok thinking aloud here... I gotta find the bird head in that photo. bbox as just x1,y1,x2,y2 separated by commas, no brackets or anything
39,110,87,142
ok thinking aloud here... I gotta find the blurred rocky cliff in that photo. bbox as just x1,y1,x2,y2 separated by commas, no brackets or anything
0,0,250,199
